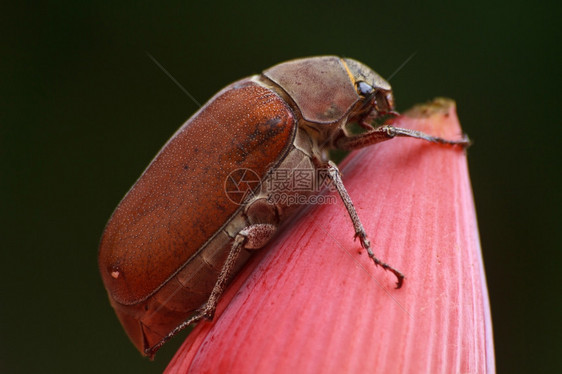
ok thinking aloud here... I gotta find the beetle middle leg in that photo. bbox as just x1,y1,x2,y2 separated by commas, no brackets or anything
145,223,277,356
336,124,470,150
320,159,405,289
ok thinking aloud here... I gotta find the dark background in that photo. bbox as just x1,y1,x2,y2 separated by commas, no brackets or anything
2,1,560,373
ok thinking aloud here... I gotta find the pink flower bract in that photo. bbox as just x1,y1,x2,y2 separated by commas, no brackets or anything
165,98,494,374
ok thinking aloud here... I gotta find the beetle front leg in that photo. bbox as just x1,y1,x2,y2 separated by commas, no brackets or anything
336,124,470,150
322,160,405,288
145,223,277,357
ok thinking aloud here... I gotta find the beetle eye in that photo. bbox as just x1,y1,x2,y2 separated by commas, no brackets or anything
356,81,375,97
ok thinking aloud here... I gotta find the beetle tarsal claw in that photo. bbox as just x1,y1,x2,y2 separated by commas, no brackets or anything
362,243,404,288
460,133,472,147
368,253,405,289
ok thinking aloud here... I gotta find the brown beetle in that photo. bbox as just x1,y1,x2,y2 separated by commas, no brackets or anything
99,56,467,357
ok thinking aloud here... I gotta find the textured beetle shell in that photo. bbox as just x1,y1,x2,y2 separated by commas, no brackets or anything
99,79,296,351
99,80,295,304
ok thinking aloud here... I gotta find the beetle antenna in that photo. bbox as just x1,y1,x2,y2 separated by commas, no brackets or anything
386,51,417,82
145,51,203,108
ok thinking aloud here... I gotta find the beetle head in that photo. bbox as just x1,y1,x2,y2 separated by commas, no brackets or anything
262,56,396,140
342,58,396,119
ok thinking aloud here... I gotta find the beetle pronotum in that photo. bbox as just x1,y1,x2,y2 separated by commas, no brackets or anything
99,56,468,357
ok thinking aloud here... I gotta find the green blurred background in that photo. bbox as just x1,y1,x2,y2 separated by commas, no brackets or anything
2,1,560,373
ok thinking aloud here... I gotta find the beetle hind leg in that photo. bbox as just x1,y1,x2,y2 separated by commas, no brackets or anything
200,223,277,320
144,224,277,357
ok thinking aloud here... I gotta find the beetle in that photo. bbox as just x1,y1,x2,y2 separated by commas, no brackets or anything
99,56,468,357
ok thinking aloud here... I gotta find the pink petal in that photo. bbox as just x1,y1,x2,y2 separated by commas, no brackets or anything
165,99,494,373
